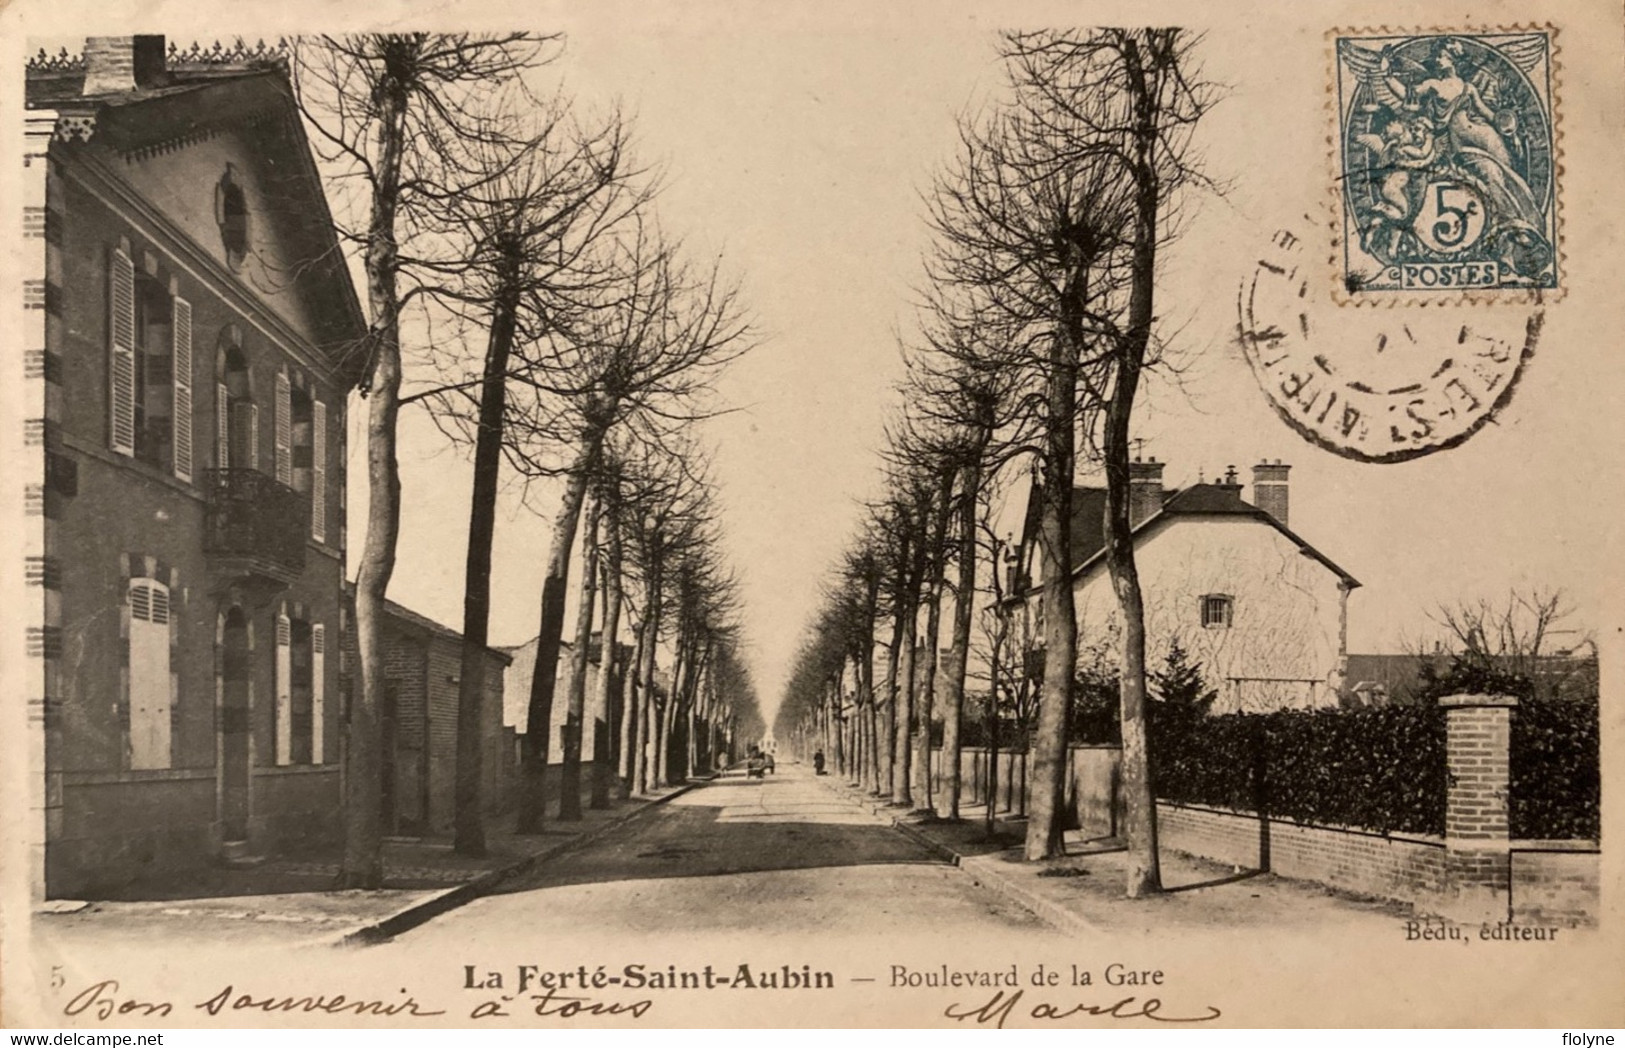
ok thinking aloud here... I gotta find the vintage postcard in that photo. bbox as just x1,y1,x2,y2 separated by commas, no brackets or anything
1,0,1621,1031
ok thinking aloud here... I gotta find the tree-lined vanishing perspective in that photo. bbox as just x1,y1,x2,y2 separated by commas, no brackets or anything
780,27,1217,897
292,32,758,877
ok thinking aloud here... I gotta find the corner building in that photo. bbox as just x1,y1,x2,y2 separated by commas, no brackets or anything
23,37,367,897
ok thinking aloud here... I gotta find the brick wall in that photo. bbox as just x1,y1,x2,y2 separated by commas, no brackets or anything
929,691,1597,925
1156,801,1448,902
1509,847,1600,926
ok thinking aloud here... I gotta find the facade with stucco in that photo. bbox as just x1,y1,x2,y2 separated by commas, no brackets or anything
1019,460,1360,714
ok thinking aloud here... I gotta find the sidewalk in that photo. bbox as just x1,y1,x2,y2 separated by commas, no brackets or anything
815,775,1412,936
35,779,705,948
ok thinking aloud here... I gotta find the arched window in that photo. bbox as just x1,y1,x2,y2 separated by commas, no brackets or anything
289,384,329,542
216,165,249,268
274,607,324,765
132,273,171,469
108,245,191,480
129,578,172,770
217,328,257,472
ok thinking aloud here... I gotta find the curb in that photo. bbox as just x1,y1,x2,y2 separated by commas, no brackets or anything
813,777,1097,937
333,778,713,947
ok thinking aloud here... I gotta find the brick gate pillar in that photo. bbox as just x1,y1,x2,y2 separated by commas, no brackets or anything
1439,693,1517,923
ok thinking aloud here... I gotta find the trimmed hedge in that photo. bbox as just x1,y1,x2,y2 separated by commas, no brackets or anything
1511,699,1600,840
1151,704,1448,837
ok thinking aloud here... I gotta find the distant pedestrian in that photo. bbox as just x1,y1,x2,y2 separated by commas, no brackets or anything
813,750,826,775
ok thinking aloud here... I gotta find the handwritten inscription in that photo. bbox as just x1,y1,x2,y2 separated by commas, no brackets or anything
944,989,1221,1029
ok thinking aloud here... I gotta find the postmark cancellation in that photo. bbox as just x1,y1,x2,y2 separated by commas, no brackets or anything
1332,28,1560,301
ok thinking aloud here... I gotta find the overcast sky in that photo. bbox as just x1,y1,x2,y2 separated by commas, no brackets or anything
309,6,1624,725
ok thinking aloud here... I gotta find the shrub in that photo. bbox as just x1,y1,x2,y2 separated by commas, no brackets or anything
1417,655,1534,703
1152,704,1447,837
960,715,1028,751
1069,640,1217,746
1510,697,1600,840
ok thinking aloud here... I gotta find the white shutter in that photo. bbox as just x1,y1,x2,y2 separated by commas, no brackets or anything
312,400,327,543
275,612,292,766
248,402,259,467
274,372,291,485
311,624,326,764
216,384,230,469
129,581,172,770
109,249,136,456
172,297,193,482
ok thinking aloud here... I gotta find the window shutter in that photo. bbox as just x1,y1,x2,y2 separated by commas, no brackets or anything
275,372,291,485
109,249,136,456
312,400,327,543
248,403,259,467
171,296,193,482
128,581,172,770
312,624,326,765
216,384,230,469
275,611,292,766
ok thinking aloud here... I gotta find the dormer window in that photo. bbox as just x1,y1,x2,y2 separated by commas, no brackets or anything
215,165,249,268
1201,594,1234,629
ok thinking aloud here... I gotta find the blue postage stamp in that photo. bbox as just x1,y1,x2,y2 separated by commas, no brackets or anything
1334,30,1558,296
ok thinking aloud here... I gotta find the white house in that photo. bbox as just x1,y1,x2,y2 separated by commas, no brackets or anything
1016,459,1360,714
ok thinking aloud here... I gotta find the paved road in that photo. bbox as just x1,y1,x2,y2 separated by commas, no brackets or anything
387,762,1051,946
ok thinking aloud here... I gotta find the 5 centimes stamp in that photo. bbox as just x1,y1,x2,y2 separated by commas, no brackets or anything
1333,29,1560,299
1239,225,1541,463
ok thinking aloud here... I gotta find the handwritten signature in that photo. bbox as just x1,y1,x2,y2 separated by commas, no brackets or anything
946,989,1221,1029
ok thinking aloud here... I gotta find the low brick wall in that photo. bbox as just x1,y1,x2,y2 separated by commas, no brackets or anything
1509,845,1601,926
1156,801,1448,904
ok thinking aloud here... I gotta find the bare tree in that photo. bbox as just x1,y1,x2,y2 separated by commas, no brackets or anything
1420,587,1596,702
293,32,556,886
505,222,751,831
924,36,1133,860
1013,29,1217,893
922,30,1215,888
400,100,647,851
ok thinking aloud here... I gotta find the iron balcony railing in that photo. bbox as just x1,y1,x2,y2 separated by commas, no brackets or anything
203,468,308,579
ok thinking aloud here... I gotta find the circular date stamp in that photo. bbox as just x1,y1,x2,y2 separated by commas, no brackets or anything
1238,225,1541,463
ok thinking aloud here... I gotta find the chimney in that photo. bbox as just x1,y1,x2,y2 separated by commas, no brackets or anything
82,36,167,96
1129,456,1164,527
1252,459,1291,526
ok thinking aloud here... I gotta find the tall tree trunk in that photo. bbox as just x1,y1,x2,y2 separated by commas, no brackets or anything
660,622,685,786
558,490,600,820
452,277,520,856
915,470,953,809
892,562,919,808
686,641,708,778
987,613,1002,838
633,553,662,794
940,458,980,819
341,69,409,890
1025,313,1080,861
859,584,879,790
518,439,600,833
1109,32,1167,898
880,572,905,800
593,493,623,809
832,678,846,777
618,605,642,797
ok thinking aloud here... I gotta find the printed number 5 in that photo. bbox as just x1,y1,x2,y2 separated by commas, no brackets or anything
1430,184,1477,248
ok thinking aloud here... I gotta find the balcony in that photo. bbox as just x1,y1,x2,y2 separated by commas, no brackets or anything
204,469,308,590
